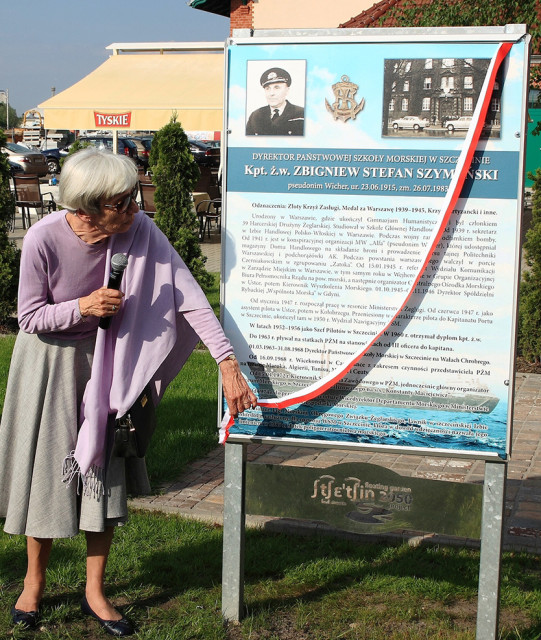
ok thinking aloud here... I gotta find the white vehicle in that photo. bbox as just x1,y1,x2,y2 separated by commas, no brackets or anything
446,116,472,132
391,115,429,130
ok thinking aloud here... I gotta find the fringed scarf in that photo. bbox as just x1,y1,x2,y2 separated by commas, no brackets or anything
62,211,211,496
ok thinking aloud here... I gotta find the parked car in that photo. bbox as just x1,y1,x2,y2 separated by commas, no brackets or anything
128,136,153,169
76,136,140,164
201,139,221,164
445,116,472,132
40,147,68,174
2,142,49,176
8,159,24,176
189,139,220,167
391,115,430,131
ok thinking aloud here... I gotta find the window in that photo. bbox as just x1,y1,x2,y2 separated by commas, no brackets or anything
391,81,397,91
491,97,501,112
464,97,473,112
401,98,409,111
464,76,473,89
403,81,410,92
425,59,433,69
423,77,432,90
405,61,412,72
464,58,473,67
529,89,540,108
389,99,395,111
442,59,455,68
422,97,431,111
441,76,455,90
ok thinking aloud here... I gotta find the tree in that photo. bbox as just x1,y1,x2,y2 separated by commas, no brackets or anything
384,0,541,51
149,115,213,291
519,169,541,362
59,139,92,168
0,103,20,130
0,129,20,325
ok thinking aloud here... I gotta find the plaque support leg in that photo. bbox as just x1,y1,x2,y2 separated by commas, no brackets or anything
476,460,506,640
222,441,247,621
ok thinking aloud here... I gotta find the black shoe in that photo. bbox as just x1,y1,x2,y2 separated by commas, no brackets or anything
11,605,40,630
81,595,134,637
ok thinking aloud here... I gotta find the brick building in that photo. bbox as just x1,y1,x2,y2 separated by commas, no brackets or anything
188,0,374,32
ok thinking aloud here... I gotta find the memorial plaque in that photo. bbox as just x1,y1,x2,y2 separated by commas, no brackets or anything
221,30,529,460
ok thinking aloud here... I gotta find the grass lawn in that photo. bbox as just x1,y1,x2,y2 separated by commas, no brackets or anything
146,348,219,487
2,274,541,638
0,333,14,416
1,511,541,639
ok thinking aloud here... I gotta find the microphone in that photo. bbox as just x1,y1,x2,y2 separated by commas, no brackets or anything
98,253,129,330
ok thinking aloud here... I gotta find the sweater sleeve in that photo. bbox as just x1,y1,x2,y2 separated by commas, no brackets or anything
18,242,84,334
17,225,101,335
183,308,234,363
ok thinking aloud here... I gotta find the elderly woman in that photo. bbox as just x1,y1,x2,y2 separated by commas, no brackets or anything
0,148,256,636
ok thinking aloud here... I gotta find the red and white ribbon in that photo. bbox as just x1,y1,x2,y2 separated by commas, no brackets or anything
220,42,513,444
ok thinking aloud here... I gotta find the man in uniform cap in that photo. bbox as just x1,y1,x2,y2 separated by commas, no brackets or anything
246,67,305,136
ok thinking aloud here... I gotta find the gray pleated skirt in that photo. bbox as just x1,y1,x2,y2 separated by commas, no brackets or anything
0,331,151,538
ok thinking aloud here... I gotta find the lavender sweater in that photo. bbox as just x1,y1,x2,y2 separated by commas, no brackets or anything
18,211,233,362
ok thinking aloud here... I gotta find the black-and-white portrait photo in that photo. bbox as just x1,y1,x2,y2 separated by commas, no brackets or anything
246,60,306,136
382,58,502,139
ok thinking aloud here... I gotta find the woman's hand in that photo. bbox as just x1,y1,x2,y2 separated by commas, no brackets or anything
219,357,258,418
79,287,124,318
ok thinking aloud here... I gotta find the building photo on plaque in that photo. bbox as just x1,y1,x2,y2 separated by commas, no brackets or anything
382,58,502,138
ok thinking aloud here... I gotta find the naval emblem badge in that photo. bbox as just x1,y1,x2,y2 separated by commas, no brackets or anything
325,75,365,122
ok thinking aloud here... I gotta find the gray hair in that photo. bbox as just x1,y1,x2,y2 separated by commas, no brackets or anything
57,147,138,216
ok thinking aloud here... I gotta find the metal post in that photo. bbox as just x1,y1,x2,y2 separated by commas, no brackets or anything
476,461,506,640
222,441,247,621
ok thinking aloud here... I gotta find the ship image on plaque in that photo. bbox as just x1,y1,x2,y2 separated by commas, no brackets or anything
238,357,501,450
382,58,501,138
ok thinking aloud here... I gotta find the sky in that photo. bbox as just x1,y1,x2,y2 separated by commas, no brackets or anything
0,0,230,115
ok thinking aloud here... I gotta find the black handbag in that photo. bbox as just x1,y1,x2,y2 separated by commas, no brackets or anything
112,385,156,458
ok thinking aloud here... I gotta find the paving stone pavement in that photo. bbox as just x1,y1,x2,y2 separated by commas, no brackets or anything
199,230,222,272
